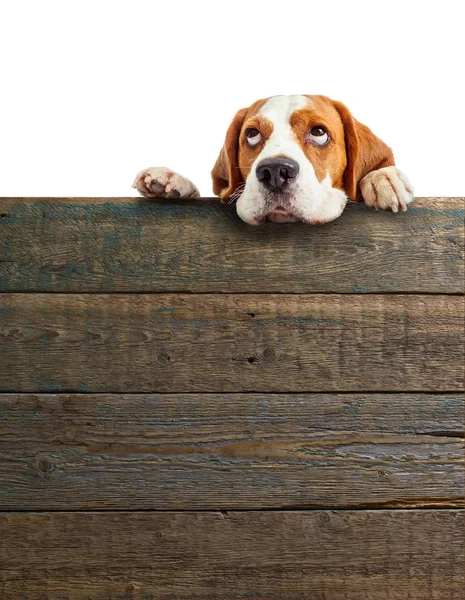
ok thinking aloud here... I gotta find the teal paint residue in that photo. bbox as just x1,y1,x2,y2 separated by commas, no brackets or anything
78,380,92,393
26,199,231,226
35,265,53,288
434,397,464,413
0,209,19,224
127,226,142,241
185,402,202,410
0,242,12,290
376,273,393,291
1,237,9,260
408,206,464,226
1,201,236,239
5,200,463,228
3,200,463,293
62,264,80,279
342,402,361,415
444,398,464,410
38,380,63,392
104,233,121,249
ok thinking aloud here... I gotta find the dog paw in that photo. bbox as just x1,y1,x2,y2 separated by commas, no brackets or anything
360,166,414,212
132,167,200,199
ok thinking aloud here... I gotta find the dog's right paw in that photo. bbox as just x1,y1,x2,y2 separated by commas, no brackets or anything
360,166,414,213
132,167,200,199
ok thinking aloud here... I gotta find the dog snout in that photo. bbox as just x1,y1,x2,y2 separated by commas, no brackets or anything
256,157,300,192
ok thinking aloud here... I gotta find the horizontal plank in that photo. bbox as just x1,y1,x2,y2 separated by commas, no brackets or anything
0,510,463,599
0,393,462,510
1,293,463,392
0,197,463,293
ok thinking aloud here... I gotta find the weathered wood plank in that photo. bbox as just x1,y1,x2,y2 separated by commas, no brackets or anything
1,294,462,392
0,197,463,293
0,393,462,510
0,510,463,599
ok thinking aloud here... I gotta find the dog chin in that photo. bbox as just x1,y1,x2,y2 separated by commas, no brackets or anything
247,205,316,226
238,192,347,226
259,205,343,226
265,207,301,223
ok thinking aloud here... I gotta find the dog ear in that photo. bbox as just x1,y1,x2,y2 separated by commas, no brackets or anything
211,108,248,202
332,100,395,201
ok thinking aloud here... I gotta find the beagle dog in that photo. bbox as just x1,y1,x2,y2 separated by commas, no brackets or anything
133,94,414,225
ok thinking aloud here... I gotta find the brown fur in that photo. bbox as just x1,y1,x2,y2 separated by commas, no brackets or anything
330,99,394,201
236,114,273,183
211,107,248,200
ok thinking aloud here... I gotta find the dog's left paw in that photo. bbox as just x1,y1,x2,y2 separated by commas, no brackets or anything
360,166,414,212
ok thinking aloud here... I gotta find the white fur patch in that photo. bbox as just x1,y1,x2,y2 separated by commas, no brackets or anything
360,166,414,212
132,167,200,199
236,95,347,225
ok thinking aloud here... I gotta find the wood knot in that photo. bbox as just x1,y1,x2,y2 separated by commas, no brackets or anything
158,352,171,363
262,347,276,361
85,331,102,341
36,458,53,477
127,330,148,343
42,328,59,342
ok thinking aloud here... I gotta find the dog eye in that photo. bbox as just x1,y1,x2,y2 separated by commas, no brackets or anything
245,128,262,147
308,126,329,146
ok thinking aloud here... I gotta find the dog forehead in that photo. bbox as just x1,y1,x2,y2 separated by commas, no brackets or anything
258,95,310,127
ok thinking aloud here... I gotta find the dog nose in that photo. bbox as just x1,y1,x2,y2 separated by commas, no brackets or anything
256,157,300,191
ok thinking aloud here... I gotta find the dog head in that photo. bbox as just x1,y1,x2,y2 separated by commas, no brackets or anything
211,95,394,225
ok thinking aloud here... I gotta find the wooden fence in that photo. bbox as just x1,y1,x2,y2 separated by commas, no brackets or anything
0,196,464,598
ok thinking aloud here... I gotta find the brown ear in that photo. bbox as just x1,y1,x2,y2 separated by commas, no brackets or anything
211,108,248,202
332,100,395,201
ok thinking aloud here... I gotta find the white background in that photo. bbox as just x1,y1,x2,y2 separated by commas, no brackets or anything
0,0,463,198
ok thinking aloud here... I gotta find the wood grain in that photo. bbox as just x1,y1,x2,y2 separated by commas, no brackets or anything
0,293,463,393
0,196,463,599
0,197,463,293
0,510,463,599
0,393,462,510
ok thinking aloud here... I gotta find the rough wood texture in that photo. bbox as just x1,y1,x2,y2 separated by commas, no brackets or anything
1,293,463,393
0,510,463,599
0,197,463,293
1,197,463,599
0,393,462,510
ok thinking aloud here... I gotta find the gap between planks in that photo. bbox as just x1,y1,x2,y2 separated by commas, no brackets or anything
1,291,464,295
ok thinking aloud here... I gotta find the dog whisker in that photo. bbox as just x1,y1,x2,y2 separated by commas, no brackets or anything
228,182,246,204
